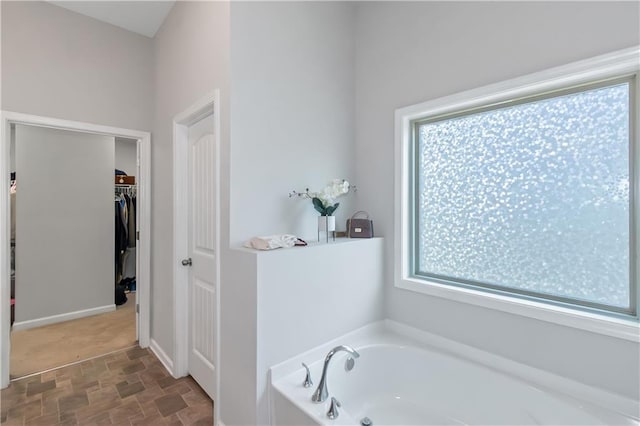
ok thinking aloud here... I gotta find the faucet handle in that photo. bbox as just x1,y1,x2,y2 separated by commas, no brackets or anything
327,397,341,420
301,363,313,388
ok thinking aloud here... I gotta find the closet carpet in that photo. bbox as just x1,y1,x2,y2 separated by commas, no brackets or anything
10,293,137,379
1,346,213,425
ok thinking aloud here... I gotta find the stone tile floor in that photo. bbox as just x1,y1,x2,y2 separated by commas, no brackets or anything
1,347,213,425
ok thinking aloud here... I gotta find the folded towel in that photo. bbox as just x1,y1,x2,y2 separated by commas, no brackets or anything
244,234,298,250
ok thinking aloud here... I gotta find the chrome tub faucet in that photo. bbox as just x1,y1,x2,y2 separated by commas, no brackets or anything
311,345,360,403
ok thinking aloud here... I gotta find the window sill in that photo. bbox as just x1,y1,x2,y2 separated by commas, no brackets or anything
396,276,640,343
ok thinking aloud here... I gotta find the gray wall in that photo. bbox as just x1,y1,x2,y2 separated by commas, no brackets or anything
14,125,114,323
9,127,15,172
152,0,230,359
0,1,153,131
353,1,640,399
229,1,356,246
115,138,137,177
1,0,231,376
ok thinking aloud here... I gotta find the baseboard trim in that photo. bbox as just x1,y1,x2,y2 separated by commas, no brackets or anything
150,338,174,376
12,304,116,331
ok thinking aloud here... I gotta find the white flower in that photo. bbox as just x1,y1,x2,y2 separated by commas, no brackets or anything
319,188,335,207
338,180,350,195
316,179,349,206
302,179,351,214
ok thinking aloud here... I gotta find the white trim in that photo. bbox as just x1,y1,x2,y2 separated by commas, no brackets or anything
11,304,116,331
0,115,9,390
137,123,152,351
395,46,640,343
172,90,222,408
0,111,152,388
213,90,223,426
173,115,189,379
150,338,175,377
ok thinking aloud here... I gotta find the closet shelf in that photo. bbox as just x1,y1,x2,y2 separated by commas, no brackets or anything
115,176,136,185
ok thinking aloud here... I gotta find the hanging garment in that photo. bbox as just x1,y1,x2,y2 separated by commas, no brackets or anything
115,195,128,254
127,194,136,248
115,283,127,306
119,196,128,243
115,200,121,281
10,190,15,242
122,247,136,279
132,196,137,245
115,195,129,282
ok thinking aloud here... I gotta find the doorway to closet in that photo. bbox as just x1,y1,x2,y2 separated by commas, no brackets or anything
0,112,151,388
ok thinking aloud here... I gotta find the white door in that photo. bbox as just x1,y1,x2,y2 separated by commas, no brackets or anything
186,113,217,398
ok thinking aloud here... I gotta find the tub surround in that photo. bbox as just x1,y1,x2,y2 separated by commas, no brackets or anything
271,320,639,425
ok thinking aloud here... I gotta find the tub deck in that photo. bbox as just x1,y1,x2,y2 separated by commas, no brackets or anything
270,321,639,425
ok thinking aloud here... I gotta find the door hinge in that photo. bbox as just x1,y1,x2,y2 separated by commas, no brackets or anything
136,304,139,314
136,231,140,241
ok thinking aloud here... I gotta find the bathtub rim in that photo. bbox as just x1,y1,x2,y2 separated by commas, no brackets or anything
269,319,640,423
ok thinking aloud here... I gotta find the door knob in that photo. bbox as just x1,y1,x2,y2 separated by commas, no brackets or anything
181,258,192,266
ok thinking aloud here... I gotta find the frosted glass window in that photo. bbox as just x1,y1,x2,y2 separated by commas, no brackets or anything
414,81,632,314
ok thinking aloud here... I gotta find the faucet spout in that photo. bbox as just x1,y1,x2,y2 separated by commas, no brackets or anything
311,345,360,403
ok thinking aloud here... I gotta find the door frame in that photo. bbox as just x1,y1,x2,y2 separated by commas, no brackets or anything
0,111,151,388
172,90,221,399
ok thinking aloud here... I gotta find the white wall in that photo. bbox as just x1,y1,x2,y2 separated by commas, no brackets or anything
115,138,137,176
354,1,640,400
219,249,258,426
255,238,384,424
152,0,230,365
0,1,153,131
14,125,114,324
229,1,356,247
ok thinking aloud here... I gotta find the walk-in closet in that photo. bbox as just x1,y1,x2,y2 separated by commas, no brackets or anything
9,127,140,378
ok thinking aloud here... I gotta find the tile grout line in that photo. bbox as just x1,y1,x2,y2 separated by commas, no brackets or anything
10,344,139,382
3,346,213,426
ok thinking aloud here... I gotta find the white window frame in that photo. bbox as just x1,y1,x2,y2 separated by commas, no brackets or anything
395,46,640,343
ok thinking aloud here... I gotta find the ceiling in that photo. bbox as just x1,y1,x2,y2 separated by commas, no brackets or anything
48,1,176,38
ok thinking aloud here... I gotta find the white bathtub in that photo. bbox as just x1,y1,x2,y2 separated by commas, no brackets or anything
269,321,639,425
